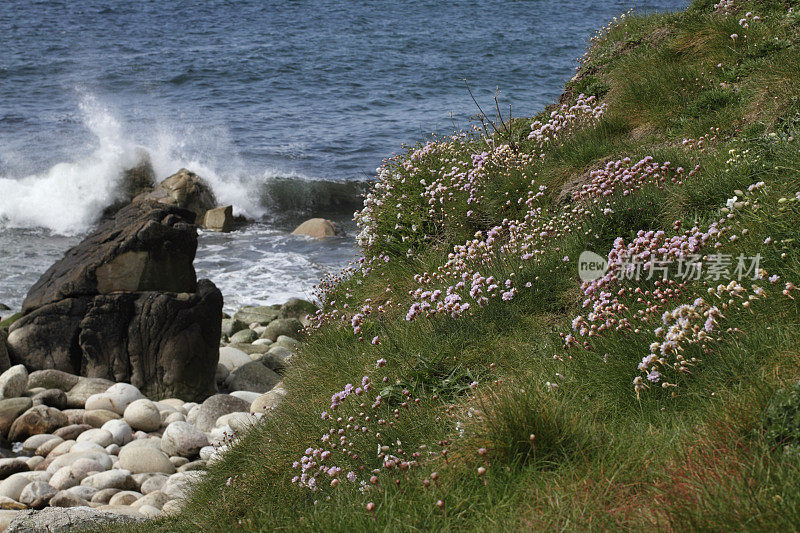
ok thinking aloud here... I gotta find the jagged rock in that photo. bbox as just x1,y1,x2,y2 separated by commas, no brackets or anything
134,168,216,223
202,205,234,232
291,218,343,238
102,150,157,218
6,506,144,532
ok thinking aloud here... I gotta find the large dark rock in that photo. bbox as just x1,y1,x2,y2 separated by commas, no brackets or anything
19,201,198,315
0,332,9,374
7,201,222,402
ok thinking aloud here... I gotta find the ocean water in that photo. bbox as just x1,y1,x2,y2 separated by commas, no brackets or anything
0,0,686,311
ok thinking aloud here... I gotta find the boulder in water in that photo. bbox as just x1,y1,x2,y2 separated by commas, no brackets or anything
201,205,234,232
291,218,343,238
134,168,216,223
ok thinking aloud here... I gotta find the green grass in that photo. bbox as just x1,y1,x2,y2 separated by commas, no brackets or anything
112,1,800,531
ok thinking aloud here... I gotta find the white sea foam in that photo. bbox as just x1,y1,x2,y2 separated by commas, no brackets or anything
0,93,266,235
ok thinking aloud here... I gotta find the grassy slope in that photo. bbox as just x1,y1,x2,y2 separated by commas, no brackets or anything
119,1,800,530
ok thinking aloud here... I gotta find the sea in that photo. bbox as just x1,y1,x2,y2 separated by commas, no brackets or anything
0,0,687,312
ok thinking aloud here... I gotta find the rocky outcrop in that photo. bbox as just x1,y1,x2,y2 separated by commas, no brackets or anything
201,205,234,232
134,168,216,224
7,201,221,402
291,218,344,238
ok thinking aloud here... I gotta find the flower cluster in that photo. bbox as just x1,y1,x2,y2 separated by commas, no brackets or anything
528,94,607,147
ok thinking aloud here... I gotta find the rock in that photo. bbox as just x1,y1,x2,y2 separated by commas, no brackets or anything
218,346,253,372
215,364,229,386
225,361,281,394
48,490,88,507
8,406,67,442
46,440,75,458
119,447,175,475
27,370,79,393
229,329,258,344
123,399,161,432
76,429,113,448
7,202,222,402
140,475,167,495
81,469,133,491
34,436,64,457
134,168,216,223
101,420,133,447
250,386,287,414
61,410,86,426
66,442,104,454
233,306,279,327
207,427,232,447
275,335,301,348
162,498,183,514
161,421,209,458
6,506,144,532
65,378,113,409
54,425,92,441
267,344,293,360
91,487,120,504
291,218,343,238
229,343,271,356
82,410,120,428
0,366,27,400
18,481,56,508
49,466,85,491
105,444,120,455
0,398,30,438
230,391,261,404
0,335,9,377
0,474,36,501
202,205,234,232
119,438,162,456
0,496,25,510
224,413,259,434
164,412,185,425
177,459,206,472
64,485,97,501
137,504,161,517
21,434,58,455
108,490,141,506
85,383,145,416
31,389,67,410
46,451,112,475
0,460,28,481
131,489,169,511
279,298,317,319
169,456,188,468
261,318,303,342
25,457,43,471
160,471,204,500
193,394,251,433
220,318,246,338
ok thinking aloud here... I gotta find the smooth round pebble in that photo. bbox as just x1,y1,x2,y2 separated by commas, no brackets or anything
123,399,161,432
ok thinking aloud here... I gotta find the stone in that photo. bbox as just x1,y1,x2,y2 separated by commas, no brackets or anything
26,370,79,392
207,427,232,447
81,469,133,491
220,318,246,338
251,338,272,346
131,489,169,510
8,406,67,442
0,474,36,501
176,459,206,472
225,361,281,394
169,456,188,468
61,410,85,426
291,218,343,238
101,419,133,446
161,421,209,458
64,485,97,501
0,398,31,438
119,438,162,456
105,444,120,455
0,496,25,510
233,306,279,327
0,333,9,376
25,457,43,471
66,442,104,454
34,435,64,456
49,466,85,490
6,506,144,532
134,168,216,223
46,440,76,458
139,475,168,495
18,481,56,508
46,451,112,475
91,487,121,504
0,366,27,399
137,504,162,517
218,347,252,372
7,202,221,402
83,409,120,428
229,343,271,356
54,424,91,441
193,394,250,433
31,389,67,410
122,399,161,432
21,434,57,455
224,413,259,434
85,383,144,416
267,344,293,360
275,335,301,349
48,490,88,507
229,329,258,344
279,298,317,319
76,429,113,448
0,460,28,481
65,378,113,409
160,471,204,500
164,412,185,425
119,447,175,475
108,490,141,506
261,318,303,342
230,391,261,404
162,498,183,514
202,205,234,232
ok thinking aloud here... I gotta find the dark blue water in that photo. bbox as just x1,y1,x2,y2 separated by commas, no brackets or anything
0,0,687,310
